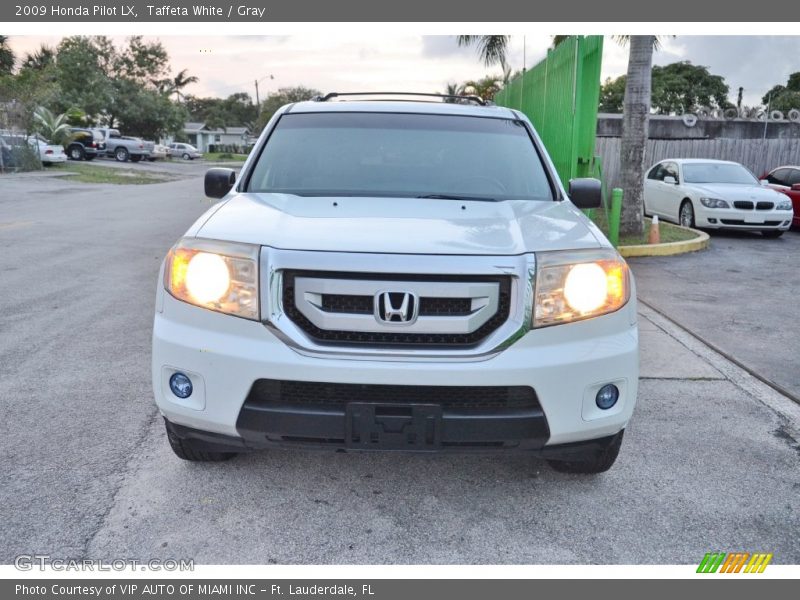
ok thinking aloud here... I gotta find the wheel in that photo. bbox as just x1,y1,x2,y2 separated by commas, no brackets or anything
165,424,237,462
679,200,695,228
762,230,784,238
69,145,85,161
115,147,129,162
547,430,625,474
130,155,141,163
182,152,190,160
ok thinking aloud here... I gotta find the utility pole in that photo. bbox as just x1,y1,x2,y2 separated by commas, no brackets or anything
254,79,260,112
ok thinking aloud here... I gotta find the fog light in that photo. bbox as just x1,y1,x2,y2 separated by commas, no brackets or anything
707,218,717,224
595,384,619,409
169,372,193,398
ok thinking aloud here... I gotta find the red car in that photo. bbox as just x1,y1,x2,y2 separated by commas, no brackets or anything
761,166,800,227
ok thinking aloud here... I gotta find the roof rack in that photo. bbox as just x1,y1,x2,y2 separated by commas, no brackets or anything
311,92,491,106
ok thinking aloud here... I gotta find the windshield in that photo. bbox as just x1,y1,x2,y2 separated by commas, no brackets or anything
246,112,554,201
682,162,758,185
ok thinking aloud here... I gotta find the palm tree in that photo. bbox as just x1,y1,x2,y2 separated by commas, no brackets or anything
21,45,55,71
616,35,658,237
171,69,198,101
457,36,510,69
442,82,465,102
462,76,503,102
0,35,15,76
33,106,72,145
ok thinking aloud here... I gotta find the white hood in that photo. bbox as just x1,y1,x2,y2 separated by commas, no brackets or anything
689,182,784,201
194,193,606,256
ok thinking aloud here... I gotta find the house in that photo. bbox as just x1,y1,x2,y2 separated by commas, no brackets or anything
162,122,252,153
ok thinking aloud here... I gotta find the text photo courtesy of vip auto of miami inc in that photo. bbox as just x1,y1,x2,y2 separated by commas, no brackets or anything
0,21,799,590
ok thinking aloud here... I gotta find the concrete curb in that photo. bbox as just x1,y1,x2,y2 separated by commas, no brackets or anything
618,225,709,257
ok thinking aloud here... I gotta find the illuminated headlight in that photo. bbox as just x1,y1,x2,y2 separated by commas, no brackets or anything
776,199,793,211
533,249,630,328
699,197,729,209
165,238,259,320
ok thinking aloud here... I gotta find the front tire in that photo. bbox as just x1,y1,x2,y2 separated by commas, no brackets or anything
182,152,191,160
165,424,238,462
547,430,624,474
679,200,695,228
115,147,129,162
762,230,784,238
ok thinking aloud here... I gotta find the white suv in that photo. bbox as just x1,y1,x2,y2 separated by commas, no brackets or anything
153,94,639,474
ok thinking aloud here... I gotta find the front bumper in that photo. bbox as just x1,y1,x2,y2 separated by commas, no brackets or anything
153,284,639,450
695,205,793,230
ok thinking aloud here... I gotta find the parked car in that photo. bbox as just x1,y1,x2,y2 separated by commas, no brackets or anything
153,94,639,474
169,142,202,160
65,127,104,161
760,166,800,228
149,144,171,161
644,158,793,238
92,128,153,162
26,134,67,164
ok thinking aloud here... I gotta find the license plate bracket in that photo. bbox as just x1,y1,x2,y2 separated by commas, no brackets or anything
345,403,442,450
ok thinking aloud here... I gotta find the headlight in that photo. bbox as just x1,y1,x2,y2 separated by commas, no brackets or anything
700,197,729,208
776,199,793,211
533,249,630,328
165,238,259,320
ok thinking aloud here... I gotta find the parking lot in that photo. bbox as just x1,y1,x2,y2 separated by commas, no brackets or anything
0,169,798,564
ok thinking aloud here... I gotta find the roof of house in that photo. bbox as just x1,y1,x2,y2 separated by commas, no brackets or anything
182,122,250,135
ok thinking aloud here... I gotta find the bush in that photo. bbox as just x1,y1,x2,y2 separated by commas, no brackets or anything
0,142,42,172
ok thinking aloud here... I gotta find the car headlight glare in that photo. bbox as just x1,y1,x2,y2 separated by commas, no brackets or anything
776,199,792,211
165,238,259,320
700,197,729,209
533,249,630,328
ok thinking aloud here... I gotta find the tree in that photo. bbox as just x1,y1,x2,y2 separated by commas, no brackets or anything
650,62,730,114
619,35,657,237
462,76,503,101
599,76,627,113
456,36,510,69
0,35,14,76
255,86,321,131
762,72,800,113
33,106,72,145
21,45,55,71
600,62,730,114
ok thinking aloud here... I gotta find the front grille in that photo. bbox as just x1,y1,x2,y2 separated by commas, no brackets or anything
245,379,540,410
756,201,774,210
321,294,372,314
734,201,754,210
720,219,782,226
282,270,511,347
320,293,473,317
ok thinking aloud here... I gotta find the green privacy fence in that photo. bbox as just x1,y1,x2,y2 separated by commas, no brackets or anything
494,35,604,188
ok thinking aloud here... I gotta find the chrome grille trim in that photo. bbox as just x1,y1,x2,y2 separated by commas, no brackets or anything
259,248,535,361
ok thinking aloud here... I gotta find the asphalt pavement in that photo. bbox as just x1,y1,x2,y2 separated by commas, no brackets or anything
629,228,800,399
0,172,798,565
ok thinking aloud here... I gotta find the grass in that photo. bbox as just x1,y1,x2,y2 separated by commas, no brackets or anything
204,152,248,162
54,163,172,185
589,209,699,246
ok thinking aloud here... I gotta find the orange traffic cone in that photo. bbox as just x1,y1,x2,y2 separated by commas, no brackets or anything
648,215,660,245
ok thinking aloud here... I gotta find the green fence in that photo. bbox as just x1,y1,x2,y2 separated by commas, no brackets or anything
494,35,604,188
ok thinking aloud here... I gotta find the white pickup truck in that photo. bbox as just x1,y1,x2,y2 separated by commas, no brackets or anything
152,93,639,474
92,127,153,162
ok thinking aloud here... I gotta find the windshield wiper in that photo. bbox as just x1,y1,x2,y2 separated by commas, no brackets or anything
416,194,496,202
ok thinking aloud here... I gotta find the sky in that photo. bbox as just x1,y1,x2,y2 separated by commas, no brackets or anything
6,35,800,108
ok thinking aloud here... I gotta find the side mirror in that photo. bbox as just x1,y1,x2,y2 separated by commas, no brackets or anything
792,183,800,192
760,179,771,187
663,175,677,185
568,178,601,209
205,168,236,199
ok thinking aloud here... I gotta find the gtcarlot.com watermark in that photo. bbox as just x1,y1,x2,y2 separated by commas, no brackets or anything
14,555,194,572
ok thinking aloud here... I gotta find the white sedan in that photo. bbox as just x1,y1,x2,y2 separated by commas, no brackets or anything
27,134,67,164
643,158,793,238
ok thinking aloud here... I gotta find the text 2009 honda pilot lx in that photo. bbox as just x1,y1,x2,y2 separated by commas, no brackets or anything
153,93,638,474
